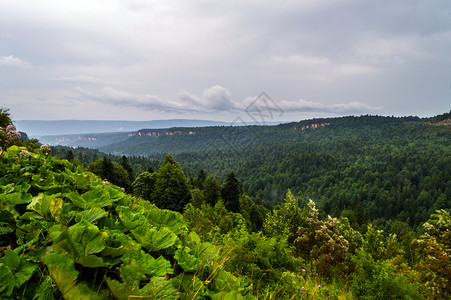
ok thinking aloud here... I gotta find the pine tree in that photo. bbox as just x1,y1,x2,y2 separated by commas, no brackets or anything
197,169,206,188
154,154,191,212
121,155,134,181
66,150,75,162
203,174,221,206
0,107,12,128
221,171,241,213
101,157,114,180
132,172,157,201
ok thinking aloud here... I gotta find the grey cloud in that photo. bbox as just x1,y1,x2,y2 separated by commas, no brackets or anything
49,75,118,85
178,85,238,112
0,55,31,68
76,85,239,113
274,99,381,115
1,0,450,120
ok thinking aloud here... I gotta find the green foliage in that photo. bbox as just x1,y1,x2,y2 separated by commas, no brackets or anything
87,158,131,191
416,209,451,299
221,171,242,213
0,146,252,299
154,154,191,211
131,171,157,201
264,190,305,241
203,173,222,206
351,249,423,299
294,200,350,278
120,155,133,181
0,107,12,128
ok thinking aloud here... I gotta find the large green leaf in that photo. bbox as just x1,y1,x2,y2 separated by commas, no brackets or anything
0,263,15,297
116,205,148,230
146,208,187,234
104,185,126,202
66,191,87,209
67,188,115,210
105,278,133,300
0,210,15,235
131,225,178,252
139,277,178,300
120,250,173,285
63,168,91,191
205,290,254,300
67,220,106,257
44,253,106,300
32,275,57,300
0,249,20,270
26,193,63,221
75,207,108,224
107,276,178,300
32,173,58,191
172,273,205,299
0,250,38,296
81,188,114,208
175,248,201,272
102,229,141,257
0,192,31,205
75,255,105,268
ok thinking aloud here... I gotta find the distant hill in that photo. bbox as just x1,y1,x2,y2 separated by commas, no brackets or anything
14,119,231,137
39,113,451,155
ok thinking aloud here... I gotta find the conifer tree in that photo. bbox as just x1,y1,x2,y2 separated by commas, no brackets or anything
221,171,241,213
0,107,12,128
66,150,75,162
155,154,190,211
203,174,221,206
132,171,157,201
121,155,134,181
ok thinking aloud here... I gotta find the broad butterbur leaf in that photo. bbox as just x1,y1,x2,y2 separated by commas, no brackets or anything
44,253,106,300
0,250,38,296
66,220,106,257
120,250,173,284
102,229,141,257
139,277,178,300
75,255,105,268
175,248,201,272
116,205,147,230
81,188,114,208
0,192,31,206
75,207,108,223
146,208,187,234
131,225,178,252
0,263,15,297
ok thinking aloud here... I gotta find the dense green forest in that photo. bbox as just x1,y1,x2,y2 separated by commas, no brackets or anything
52,113,451,228
1,107,450,299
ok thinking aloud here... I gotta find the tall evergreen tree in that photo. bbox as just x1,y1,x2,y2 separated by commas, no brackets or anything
66,150,75,162
221,171,241,213
197,169,206,188
121,155,134,181
88,158,131,191
132,171,157,201
203,174,221,206
101,157,114,180
155,154,191,212
0,107,12,128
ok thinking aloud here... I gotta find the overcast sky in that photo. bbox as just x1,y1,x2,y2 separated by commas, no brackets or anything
1,0,450,122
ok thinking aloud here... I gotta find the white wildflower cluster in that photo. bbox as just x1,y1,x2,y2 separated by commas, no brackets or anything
19,150,30,159
0,124,22,149
40,144,52,155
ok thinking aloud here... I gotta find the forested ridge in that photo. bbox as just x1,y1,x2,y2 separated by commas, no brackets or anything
53,113,451,228
2,107,450,299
